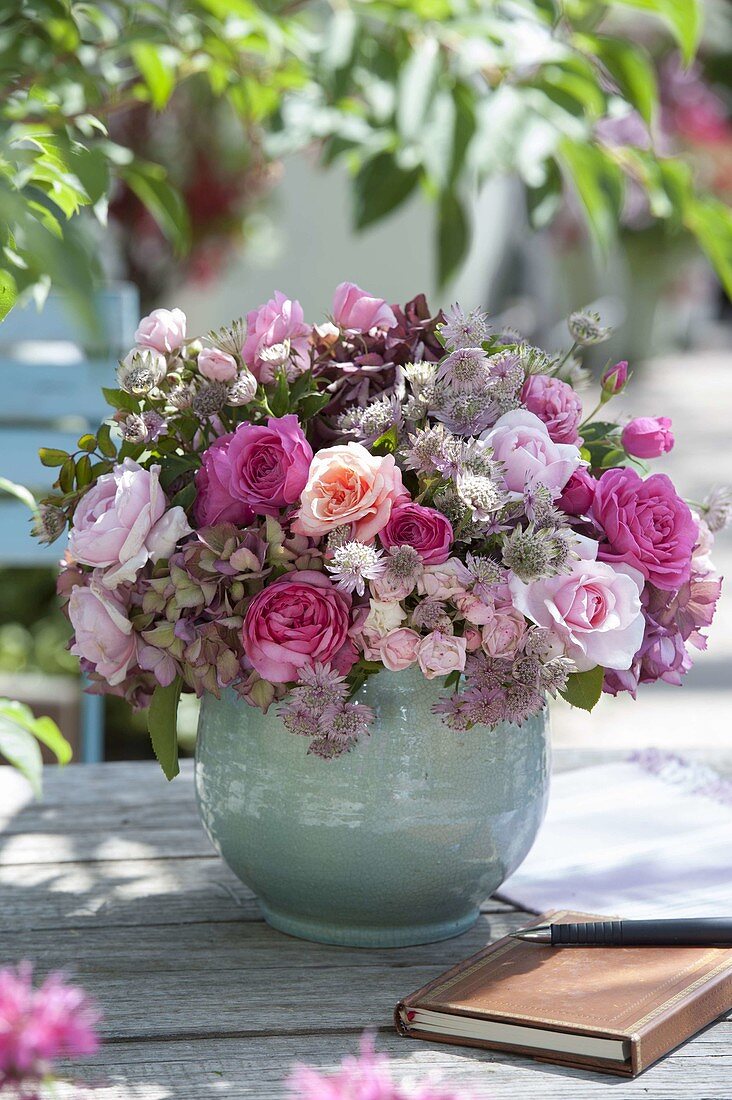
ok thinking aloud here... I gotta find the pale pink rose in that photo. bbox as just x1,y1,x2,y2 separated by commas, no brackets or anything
417,631,467,680
331,281,397,333
134,307,186,353
464,626,482,652
509,559,645,672
292,443,404,542
453,592,496,626
480,409,582,495
68,580,137,686
242,291,311,383
69,459,192,588
480,605,527,658
379,628,421,671
417,557,473,601
198,347,238,382
370,570,420,601
242,570,355,683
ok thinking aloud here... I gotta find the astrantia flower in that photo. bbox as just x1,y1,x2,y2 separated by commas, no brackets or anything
456,472,504,523
440,303,490,350
501,524,569,582
411,599,453,633
339,394,402,447
117,349,167,394
703,487,732,534
31,504,66,546
208,319,246,360
466,553,505,588
327,541,386,596
436,347,491,391
568,309,611,346
402,423,462,478
433,391,497,435
226,369,258,407
523,481,563,527
289,662,349,711
192,381,229,417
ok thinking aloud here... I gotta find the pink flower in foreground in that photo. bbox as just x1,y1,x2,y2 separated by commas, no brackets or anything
194,433,255,527
0,963,100,1085
198,347,238,382
68,459,192,588
68,579,137,686
621,416,674,458
379,627,421,671
331,281,397,334
480,410,582,496
521,374,583,444
593,467,696,591
293,443,404,542
557,468,597,516
134,307,186,353
243,570,355,683
242,291,311,383
288,1034,472,1100
380,502,453,565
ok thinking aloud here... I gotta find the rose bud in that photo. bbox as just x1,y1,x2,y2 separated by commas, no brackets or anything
601,360,628,397
621,416,674,459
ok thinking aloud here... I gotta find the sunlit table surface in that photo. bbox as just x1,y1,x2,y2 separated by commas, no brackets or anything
1,753,730,1100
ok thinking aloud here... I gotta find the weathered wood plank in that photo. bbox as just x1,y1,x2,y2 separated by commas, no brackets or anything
51,1028,732,1100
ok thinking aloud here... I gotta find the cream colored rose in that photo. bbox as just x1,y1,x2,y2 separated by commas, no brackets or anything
363,598,405,638
292,442,404,542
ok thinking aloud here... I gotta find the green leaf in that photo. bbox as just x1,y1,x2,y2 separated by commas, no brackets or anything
268,368,290,417
353,153,420,230
526,159,563,230
559,138,623,254
296,392,331,421
78,433,98,452
0,699,71,795
437,191,469,287
370,424,399,455
132,42,177,110
58,456,76,493
76,454,93,488
614,0,701,65
97,422,117,458
587,36,658,126
148,677,182,781
0,269,18,322
121,160,191,254
102,387,140,413
39,447,69,467
686,196,732,300
396,37,440,143
559,666,605,712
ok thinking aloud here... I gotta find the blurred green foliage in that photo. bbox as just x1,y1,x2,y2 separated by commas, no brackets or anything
0,0,730,324
0,568,74,676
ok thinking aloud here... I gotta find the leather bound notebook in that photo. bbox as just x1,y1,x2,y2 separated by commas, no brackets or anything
395,911,732,1077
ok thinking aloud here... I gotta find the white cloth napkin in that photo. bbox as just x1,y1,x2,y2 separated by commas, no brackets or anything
499,750,732,917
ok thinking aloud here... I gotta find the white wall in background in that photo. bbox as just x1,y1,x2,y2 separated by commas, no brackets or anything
176,152,522,330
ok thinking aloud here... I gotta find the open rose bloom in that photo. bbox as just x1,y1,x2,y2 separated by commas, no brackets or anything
36,287,724,765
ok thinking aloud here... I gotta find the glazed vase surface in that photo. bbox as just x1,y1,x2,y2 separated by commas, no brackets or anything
194,667,550,947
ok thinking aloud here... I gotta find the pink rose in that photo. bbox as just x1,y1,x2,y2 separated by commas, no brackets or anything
242,570,355,683
510,560,645,672
331,281,397,333
134,307,186,353
480,410,582,495
417,557,472,601
198,347,238,382
480,606,527,657
453,592,496,626
379,628,421,671
601,360,628,396
621,416,674,458
68,580,137,686
241,292,311,383
194,433,254,527
380,502,453,565
417,631,467,680
593,468,697,591
197,415,313,522
557,468,597,516
521,375,583,444
292,442,404,542
69,459,192,588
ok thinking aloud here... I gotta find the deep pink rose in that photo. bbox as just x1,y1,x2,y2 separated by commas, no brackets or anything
601,360,628,396
194,433,255,527
242,570,355,683
196,416,312,523
68,580,137,686
379,502,453,565
241,292,311,383
69,459,191,588
521,374,583,444
593,467,697,591
198,347,238,382
621,416,674,458
331,281,397,333
134,307,186,353
557,468,597,516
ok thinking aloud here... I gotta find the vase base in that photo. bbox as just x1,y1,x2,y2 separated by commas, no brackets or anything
258,901,480,948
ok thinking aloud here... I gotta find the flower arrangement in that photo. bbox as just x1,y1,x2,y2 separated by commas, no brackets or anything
34,284,726,776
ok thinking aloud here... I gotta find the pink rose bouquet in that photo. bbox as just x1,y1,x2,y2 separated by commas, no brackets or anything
33,293,725,772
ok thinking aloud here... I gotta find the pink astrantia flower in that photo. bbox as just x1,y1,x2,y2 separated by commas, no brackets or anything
243,570,356,683
331,282,397,334
293,443,404,542
480,409,582,496
621,416,674,458
134,307,186,353
68,579,137,686
0,962,100,1086
510,559,645,672
593,467,697,591
380,502,453,565
521,374,583,444
242,291,311,383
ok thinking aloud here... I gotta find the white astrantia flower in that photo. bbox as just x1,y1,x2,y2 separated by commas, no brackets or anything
440,304,490,350
567,309,611,346
117,349,167,394
326,541,386,596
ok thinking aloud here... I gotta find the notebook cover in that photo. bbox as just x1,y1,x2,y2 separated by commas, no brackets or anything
395,911,732,1077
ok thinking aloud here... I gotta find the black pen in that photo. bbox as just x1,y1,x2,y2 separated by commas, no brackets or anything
510,918,732,947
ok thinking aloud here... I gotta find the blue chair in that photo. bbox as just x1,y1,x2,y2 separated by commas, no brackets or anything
0,284,140,762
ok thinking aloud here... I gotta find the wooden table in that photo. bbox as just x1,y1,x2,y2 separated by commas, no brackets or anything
1,755,730,1099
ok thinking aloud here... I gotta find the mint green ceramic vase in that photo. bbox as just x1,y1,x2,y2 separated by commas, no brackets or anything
195,667,549,948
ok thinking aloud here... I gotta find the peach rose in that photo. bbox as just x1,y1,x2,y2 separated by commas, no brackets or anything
292,442,404,542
